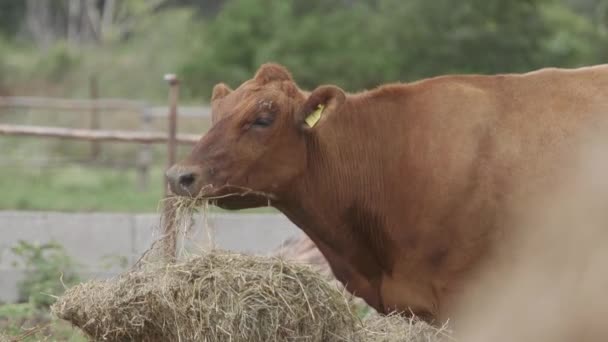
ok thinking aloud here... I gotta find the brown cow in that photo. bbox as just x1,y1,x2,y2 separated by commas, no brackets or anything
166,63,608,323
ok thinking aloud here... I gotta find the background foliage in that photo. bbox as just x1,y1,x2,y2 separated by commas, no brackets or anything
0,240,86,340
10,240,81,308
180,0,608,94
0,0,606,99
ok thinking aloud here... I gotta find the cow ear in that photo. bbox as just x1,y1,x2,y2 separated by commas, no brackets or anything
297,85,346,129
211,83,232,125
254,63,293,84
211,83,232,101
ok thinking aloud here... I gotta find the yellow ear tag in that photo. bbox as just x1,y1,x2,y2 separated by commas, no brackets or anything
305,104,325,128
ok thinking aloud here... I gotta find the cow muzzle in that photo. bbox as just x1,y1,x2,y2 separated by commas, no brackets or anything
165,164,204,197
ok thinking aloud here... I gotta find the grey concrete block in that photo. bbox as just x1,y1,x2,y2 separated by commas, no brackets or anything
0,210,303,303
209,214,299,254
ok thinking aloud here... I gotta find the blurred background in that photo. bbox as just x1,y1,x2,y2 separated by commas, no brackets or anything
0,0,607,340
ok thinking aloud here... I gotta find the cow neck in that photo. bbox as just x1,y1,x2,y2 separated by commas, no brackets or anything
277,98,391,252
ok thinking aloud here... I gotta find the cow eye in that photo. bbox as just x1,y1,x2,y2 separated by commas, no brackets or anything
252,115,274,128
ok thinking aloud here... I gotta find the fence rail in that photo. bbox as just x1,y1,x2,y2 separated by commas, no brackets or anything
0,124,200,144
0,96,211,118
0,96,145,111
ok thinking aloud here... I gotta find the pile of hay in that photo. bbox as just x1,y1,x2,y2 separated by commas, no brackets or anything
51,250,448,342
52,250,355,341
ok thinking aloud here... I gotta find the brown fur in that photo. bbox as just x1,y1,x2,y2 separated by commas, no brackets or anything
254,63,293,83
211,83,232,102
166,63,608,323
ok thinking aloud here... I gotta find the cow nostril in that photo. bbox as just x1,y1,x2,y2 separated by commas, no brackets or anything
178,173,196,188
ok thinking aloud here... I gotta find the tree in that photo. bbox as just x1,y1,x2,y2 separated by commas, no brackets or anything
180,0,293,95
179,0,607,97
0,0,25,37
14,0,173,47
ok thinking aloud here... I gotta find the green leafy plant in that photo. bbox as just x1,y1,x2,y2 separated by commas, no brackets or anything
11,240,81,308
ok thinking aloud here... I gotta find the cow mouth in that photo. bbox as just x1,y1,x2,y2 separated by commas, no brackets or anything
171,183,277,202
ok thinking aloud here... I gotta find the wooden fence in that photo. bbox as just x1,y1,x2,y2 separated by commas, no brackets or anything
0,76,210,193
0,124,200,144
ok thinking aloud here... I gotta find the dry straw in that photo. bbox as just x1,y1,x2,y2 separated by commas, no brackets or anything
51,250,448,342
52,250,360,341
361,314,452,342
50,195,449,341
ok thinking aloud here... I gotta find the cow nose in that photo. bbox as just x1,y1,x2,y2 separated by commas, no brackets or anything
165,165,201,196
178,172,196,187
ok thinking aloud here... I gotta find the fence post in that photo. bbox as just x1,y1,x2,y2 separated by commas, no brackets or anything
89,75,101,160
164,74,179,196
136,105,152,192
160,74,180,261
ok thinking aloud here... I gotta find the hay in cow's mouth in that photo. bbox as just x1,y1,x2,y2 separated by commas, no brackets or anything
50,250,449,342
159,193,209,216
168,183,277,202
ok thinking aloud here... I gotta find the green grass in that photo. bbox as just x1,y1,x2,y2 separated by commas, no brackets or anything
0,163,277,213
0,303,87,341
0,164,165,212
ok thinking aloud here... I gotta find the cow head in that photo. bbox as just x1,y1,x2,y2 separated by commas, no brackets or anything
165,63,345,209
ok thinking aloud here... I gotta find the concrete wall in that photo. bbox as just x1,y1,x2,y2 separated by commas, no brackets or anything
0,211,300,303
